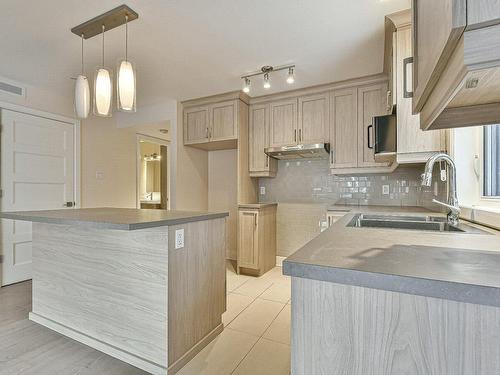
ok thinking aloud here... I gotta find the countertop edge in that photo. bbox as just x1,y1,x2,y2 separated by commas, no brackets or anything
0,211,229,231
282,260,500,308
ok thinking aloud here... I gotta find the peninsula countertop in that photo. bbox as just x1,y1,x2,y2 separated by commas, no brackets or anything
0,207,229,230
283,205,500,307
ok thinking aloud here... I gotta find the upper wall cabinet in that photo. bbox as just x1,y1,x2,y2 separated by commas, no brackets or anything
269,99,298,147
249,104,277,178
183,94,247,150
384,10,446,163
298,93,330,144
411,0,500,130
330,83,397,175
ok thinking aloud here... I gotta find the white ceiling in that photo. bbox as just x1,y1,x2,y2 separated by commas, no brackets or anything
0,0,410,106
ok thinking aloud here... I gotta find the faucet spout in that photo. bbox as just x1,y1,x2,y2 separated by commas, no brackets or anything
422,153,460,225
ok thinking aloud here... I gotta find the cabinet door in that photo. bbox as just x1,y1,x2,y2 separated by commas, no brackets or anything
298,93,329,143
357,83,390,168
210,100,237,141
412,0,466,112
269,99,298,147
397,26,445,155
249,104,270,173
330,88,358,169
184,106,209,144
237,210,259,269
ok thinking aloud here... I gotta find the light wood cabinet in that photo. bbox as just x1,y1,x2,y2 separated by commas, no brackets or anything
183,99,240,150
184,106,210,144
249,104,277,178
329,88,358,169
269,99,298,147
411,0,500,130
357,83,391,168
298,93,330,143
237,204,277,276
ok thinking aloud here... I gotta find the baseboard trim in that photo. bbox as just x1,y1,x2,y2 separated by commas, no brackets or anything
168,323,224,374
29,312,167,375
276,256,286,267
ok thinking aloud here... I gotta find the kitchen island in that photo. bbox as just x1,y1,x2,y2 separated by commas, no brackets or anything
284,206,500,375
0,208,229,375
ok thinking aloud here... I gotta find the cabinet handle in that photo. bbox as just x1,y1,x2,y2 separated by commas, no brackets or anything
367,125,373,149
403,57,414,98
294,129,297,142
266,155,269,167
254,213,257,227
206,127,209,139
386,90,391,111
299,129,302,142
330,150,334,164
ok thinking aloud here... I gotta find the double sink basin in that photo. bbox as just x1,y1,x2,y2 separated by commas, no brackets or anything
347,214,489,234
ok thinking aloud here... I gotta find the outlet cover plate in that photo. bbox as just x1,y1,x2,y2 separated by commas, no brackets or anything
175,229,184,249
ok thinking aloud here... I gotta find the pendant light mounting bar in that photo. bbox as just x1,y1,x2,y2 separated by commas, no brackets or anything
241,64,295,79
71,4,138,39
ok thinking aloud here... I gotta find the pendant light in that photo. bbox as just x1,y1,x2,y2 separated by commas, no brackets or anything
74,34,90,119
117,15,136,112
93,25,113,117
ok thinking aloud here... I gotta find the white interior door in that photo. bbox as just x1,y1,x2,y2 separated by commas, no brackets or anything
1,109,76,286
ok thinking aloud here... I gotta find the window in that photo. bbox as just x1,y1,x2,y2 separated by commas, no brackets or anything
484,124,500,197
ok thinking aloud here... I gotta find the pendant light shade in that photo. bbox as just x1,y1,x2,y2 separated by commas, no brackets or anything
75,75,90,118
93,25,113,117
74,34,90,119
94,67,113,116
117,15,136,112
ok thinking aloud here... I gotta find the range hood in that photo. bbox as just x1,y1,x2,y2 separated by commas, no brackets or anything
264,143,330,160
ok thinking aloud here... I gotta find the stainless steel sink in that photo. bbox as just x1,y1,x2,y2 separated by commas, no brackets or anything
347,214,489,234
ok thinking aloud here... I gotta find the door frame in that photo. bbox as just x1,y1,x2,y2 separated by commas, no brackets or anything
0,101,81,287
136,133,170,210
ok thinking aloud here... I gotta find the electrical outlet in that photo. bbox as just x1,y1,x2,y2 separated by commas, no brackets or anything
382,185,390,195
175,229,184,249
260,186,266,195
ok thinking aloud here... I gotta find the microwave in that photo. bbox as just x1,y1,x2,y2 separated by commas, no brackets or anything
371,112,397,155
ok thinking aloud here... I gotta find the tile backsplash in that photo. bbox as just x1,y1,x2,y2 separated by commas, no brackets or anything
259,159,445,208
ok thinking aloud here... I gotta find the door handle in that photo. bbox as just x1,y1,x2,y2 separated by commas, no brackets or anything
403,57,414,98
367,125,374,149
63,201,75,207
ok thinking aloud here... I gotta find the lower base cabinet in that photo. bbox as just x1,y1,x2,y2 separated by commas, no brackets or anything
237,204,277,276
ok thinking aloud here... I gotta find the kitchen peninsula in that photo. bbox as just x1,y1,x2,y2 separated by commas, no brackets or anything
0,208,229,375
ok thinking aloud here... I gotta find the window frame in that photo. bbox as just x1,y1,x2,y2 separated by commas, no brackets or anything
481,124,500,200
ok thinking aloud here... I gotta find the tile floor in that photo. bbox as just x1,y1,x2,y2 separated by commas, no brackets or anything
178,262,291,375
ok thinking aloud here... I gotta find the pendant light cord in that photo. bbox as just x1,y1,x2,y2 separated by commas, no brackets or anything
81,33,84,75
101,24,105,67
125,15,129,61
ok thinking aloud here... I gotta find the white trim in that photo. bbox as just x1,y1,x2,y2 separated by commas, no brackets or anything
136,134,171,210
0,100,76,124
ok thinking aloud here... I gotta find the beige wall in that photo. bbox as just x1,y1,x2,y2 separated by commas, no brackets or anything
81,117,170,208
208,149,238,259
173,102,208,211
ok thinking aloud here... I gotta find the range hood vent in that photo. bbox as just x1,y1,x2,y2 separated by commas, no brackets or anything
265,143,330,160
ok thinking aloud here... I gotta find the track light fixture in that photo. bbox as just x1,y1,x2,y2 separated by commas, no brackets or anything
240,64,295,93
243,77,251,93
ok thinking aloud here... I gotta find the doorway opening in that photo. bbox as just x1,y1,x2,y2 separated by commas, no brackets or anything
136,134,170,210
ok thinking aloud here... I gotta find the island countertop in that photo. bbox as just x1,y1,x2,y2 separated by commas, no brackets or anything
0,207,229,230
283,205,500,307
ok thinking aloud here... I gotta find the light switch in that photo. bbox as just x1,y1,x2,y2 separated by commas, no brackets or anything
175,229,184,249
260,186,266,195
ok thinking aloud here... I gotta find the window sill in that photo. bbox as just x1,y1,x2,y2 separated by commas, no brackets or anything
460,205,500,230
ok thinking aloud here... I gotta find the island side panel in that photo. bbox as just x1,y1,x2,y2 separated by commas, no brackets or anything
291,277,500,375
168,217,226,373
31,222,168,370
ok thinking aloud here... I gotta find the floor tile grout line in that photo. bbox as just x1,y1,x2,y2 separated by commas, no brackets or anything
261,303,289,343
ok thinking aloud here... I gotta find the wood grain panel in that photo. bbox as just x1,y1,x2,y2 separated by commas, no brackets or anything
237,100,259,204
467,0,500,29
292,277,500,375
210,100,237,141
298,93,329,143
168,218,226,367
184,106,209,144
249,104,277,177
329,88,358,169
31,223,168,367
269,99,298,147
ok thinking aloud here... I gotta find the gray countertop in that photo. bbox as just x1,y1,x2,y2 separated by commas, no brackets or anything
0,208,229,230
283,205,500,307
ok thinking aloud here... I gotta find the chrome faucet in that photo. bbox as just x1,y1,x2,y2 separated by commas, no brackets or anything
421,153,460,225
